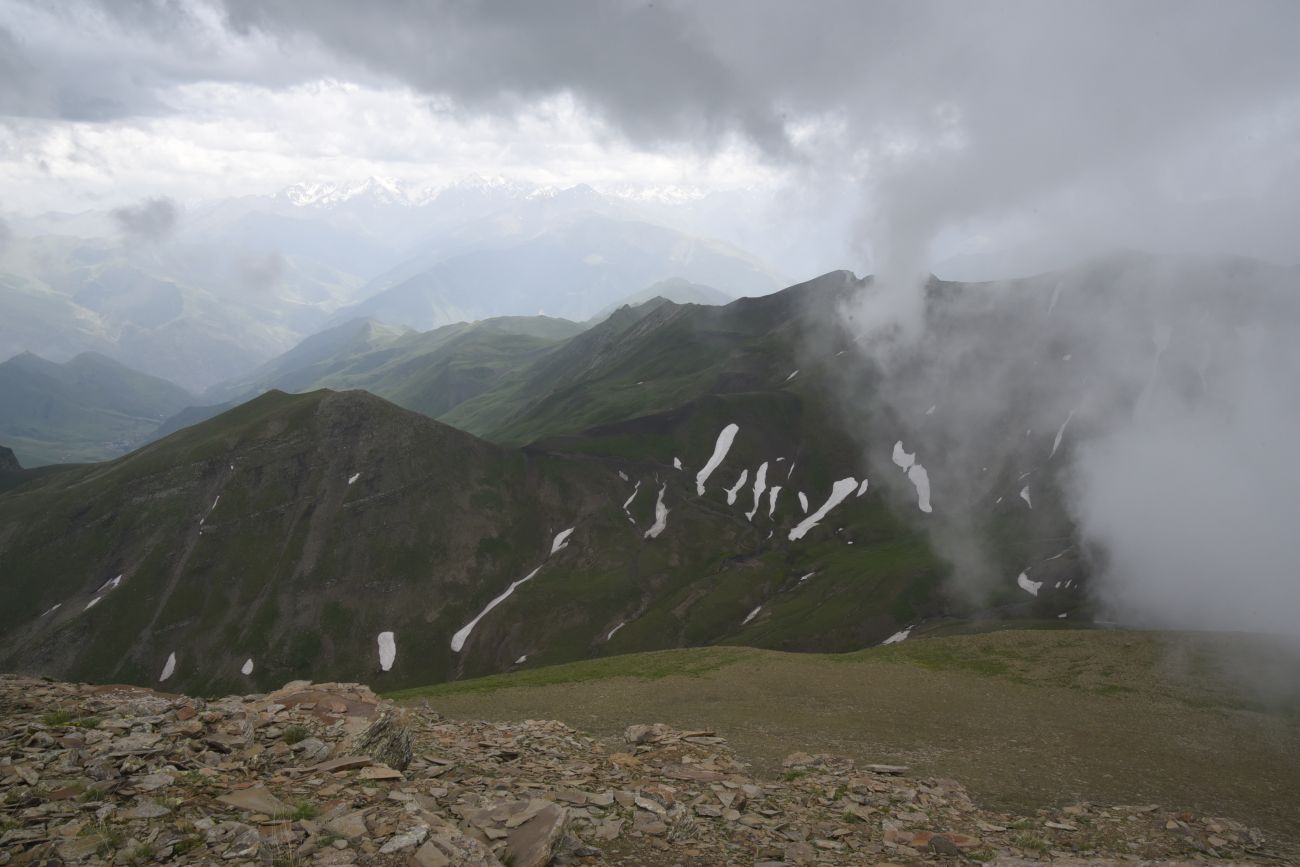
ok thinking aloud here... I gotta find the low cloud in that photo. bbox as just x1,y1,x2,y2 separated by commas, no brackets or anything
110,197,179,242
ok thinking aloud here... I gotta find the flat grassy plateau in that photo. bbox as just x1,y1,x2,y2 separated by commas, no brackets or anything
392,629,1300,842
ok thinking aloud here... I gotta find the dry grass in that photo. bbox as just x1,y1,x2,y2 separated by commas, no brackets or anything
399,629,1300,842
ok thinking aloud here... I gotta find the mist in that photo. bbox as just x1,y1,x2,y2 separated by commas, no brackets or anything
4,0,1299,638
110,196,180,243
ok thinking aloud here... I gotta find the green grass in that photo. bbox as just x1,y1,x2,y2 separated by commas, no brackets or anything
281,724,309,745
390,646,747,700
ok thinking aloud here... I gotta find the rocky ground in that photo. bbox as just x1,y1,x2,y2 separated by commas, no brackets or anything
0,674,1293,866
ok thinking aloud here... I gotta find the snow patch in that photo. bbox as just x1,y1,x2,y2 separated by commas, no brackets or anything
673,457,683,470
797,572,816,584
882,627,913,645
348,473,361,485
241,658,254,675
644,484,669,539
891,441,915,472
515,655,528,665
618,471,628,481
789,478,859,541
550,528,574,555
42,603,61,617
377,632,397,671
1019,486,1033,508
84,597,102,611
856,478,870,497
1017,572,1043,596
1047,280,1065,314
767,485,782,518
798,491,809,512
159,652,176,682
97,574,122,593
622,480,642,516
908,465,932,513
1050,410,1075,458
606,621,626,641
746,463,770,521
696,424,739,495
724,469,748,506
742,605,763,625
784,369,799,382
451,567,543,652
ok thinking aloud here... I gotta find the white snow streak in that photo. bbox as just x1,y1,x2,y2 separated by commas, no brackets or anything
725,469,748,506
451,567,542,652
618,471,628,481
606,621,626,641
856,478,870,497
159,652,176,682
797,572,816,584
644,484,669,539
1049,410,1075,458
377,632,397,671
550,528,575,555
348,473,360,485
891,441,915,472
622,480,642,516
882,627,913,645
784,369,799,382
908,465,932,513
767,485,782,518
84,597,102,611
798,492,809,512
789,478,859,541
96,574,122,593
241,658,254,675
696,423,740,495
742,605,763,625
1047,280,1065,314
42,603,61,617
746,463,770,521
673,457,683,470
1017,572,1043,596
515,655,528,664
1019,486,1033,508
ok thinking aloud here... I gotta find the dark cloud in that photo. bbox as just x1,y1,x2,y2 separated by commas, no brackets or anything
111,196,179,241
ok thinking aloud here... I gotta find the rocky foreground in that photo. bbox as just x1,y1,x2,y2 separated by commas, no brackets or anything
0,675,1292,866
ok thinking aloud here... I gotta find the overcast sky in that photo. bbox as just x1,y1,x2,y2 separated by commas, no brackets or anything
1,0,1298,275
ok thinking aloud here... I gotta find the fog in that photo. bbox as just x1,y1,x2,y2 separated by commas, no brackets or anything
3,0,1299,638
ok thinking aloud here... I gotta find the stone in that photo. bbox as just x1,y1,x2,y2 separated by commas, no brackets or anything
325,810,369,839
350,708,413,771
358,764,404,780
928,834,962,856
378,824,428,853
504,801,566,867
414,828,503,867
623,722,671,744
217,785,290,816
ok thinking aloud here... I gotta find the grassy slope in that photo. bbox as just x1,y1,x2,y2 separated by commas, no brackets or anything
394,629,1300,842
0,351,194,465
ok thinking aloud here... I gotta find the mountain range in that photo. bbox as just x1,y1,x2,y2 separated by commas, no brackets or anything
0,179,785,397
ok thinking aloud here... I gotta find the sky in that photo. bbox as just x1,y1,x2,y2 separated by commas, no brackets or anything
2,0,1299,278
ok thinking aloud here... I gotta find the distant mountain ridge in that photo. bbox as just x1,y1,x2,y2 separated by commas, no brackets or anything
0,350,193,466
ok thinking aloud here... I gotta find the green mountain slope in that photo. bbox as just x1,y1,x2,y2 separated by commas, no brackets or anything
0,387,970,694
0,351,194,466
188,314,588,429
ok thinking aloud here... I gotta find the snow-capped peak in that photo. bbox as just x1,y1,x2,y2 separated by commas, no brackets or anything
277,176,414,208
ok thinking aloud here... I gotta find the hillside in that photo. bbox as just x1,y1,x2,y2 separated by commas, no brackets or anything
0,387,961,695
185,314,588,431
0,351,193,466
